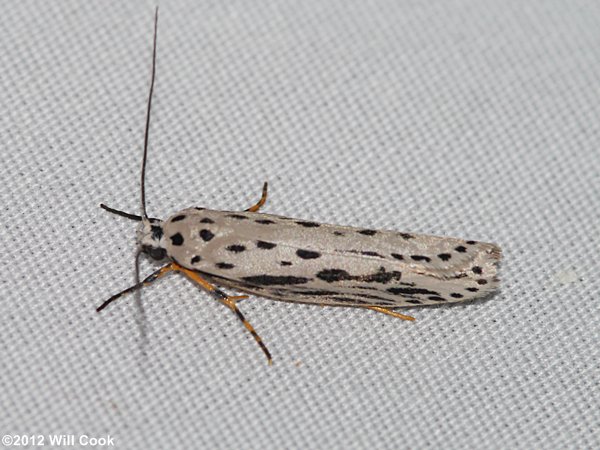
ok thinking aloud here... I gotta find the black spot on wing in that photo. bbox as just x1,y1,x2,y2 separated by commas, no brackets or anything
410,255,431,263
226,245,246,253
216,262,235,269
455,245,467,253
391,253,404,260
200,229,214,241
472,266,483,274
171,215,186,222
387,287,440,296
296,249,321,259
255,219,276,225
400,233,415,240
333,231,345,236
466,287,479,292
477,279,488,285
295,221,320,228
360,268,402,283
280,261,292,266
242,275,310,285
358,229,377,236
200,217,215,224
361,251,383,257
170,233,184,246
450,293,464,298
227,214,248,220
316,269,351,282
466,240,477,245
191,255,202,264
316,267,401,284
341,249,384,258
437,253,452,261
256,241,277,249
427,296,446,302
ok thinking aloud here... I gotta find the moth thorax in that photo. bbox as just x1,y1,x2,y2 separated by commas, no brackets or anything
137,218,167,260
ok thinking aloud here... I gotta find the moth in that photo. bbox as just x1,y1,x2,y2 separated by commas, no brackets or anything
98,8,502,364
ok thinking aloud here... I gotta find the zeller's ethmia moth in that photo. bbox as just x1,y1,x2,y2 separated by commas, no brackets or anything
97,8,502,365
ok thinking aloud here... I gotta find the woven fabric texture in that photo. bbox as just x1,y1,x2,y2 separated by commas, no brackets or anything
1,1,598,449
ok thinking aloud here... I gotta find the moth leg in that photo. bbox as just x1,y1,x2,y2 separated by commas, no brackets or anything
219,296,273,366
96,263,176,312
172,263,273,365
245,181,268,212
364,306,416,322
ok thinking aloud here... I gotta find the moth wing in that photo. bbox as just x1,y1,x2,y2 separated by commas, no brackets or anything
164,209,501,307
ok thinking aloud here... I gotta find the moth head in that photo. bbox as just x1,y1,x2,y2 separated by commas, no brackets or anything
137,218,168,261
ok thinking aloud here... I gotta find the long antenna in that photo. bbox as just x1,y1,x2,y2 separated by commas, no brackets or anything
140,6,159,220
100,203,143,221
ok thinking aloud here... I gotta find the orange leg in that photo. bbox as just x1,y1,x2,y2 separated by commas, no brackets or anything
245,181,268,212
171,263,273,365
365,306,415,321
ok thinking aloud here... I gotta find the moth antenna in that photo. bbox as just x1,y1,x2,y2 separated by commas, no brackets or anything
140,6,159,220
100,203,143,221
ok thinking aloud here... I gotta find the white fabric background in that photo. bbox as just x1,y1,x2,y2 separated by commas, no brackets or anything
1,0,598,449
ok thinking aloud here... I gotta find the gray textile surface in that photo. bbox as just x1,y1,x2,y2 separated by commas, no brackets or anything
1,1,598,449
